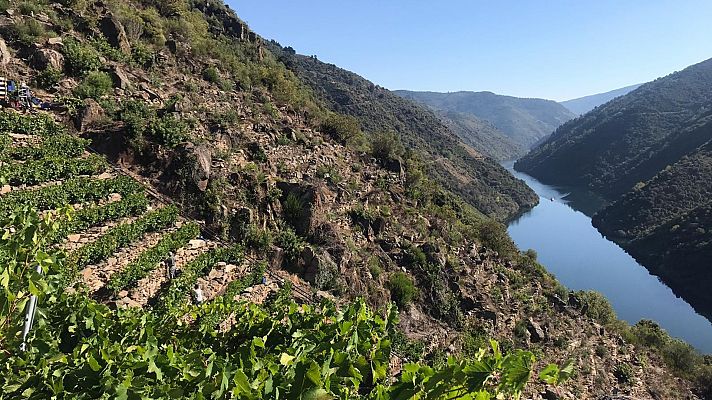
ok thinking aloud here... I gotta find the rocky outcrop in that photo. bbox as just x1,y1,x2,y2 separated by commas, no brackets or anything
277,182,321,236
0,38,11,65
100,13,130,54
189,144,212,191
109,65,130,89
29,47,64,71
75,99,106,131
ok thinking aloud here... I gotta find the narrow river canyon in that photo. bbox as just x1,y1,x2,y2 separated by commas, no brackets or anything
504,162,712,353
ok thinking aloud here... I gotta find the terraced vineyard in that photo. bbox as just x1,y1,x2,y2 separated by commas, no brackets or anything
0,112,552,398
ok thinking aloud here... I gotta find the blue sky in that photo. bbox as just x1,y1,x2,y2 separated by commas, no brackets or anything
229,1,712,101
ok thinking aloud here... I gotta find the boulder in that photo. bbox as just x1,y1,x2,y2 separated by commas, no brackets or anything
47,37,63,46
30,48,64,71
276,182,320,236
109,66,130,89
0,38,10,65
192,145,212,191
384,157,405,180
526,318,546,343
75,99,106,131
99,13,130,54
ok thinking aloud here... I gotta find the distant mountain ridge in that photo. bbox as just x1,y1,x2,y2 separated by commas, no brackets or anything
515,57,712,320
394,90,575,149
560,84,643,115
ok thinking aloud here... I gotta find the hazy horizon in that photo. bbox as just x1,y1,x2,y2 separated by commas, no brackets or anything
232,0,712,101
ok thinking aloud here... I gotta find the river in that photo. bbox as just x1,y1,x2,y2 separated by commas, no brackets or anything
504,162,712,353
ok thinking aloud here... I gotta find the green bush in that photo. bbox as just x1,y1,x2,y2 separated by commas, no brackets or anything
10,19,47,46
146,114,190,147
369,131,404,162
18,1,42,15
477,219,517,258
387,271,417,308
132,42,154,68
276,227,304,264
282,193,304,227
662,339,701,372
34,67,62,89
320,113,363,145
74,71,113,99
62,38,102,77
614,363,633,384
202,66,220,84
573,290,616,325
630,319,669,348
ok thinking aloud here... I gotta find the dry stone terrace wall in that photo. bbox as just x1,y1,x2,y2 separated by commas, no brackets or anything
0,111,288,317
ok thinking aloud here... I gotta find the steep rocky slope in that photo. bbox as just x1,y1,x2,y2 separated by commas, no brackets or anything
395,90,575,148
561,84,643,115
267,44,538,221
0,0,707,397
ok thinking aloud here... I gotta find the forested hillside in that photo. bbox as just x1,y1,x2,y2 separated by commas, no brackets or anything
438,109,525,161
0,0,708,398
395,90,575,149
516,57,712,328
560,84,642,115
593,138,712,320
516,58,712,200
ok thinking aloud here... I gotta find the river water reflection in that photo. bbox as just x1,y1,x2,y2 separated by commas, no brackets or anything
504,162,712,353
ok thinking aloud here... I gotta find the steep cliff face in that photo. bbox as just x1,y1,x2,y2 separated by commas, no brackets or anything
267,43,538,221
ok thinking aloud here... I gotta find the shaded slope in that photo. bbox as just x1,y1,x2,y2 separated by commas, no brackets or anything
593,139,712,319
394,90,575,148
516,58,712,200
561,84,643,115
438,110,526,161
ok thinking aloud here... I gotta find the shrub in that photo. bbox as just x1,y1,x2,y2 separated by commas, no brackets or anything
18,1,42,15
369,131,404,162
202,66,220,84
462,326,488,357
145,114,190,147
368,256,382,279
74,71,113,99
573,290,616,325
387,272,417,308
282,193,304,227
477,219,517,258
614,363,633,384
320,113,363,144
62,38,102,76
34,67,62,89
132,43,154,68
662,339,701,372
10,19,47,46
630,319,669,348
276,227,304,265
